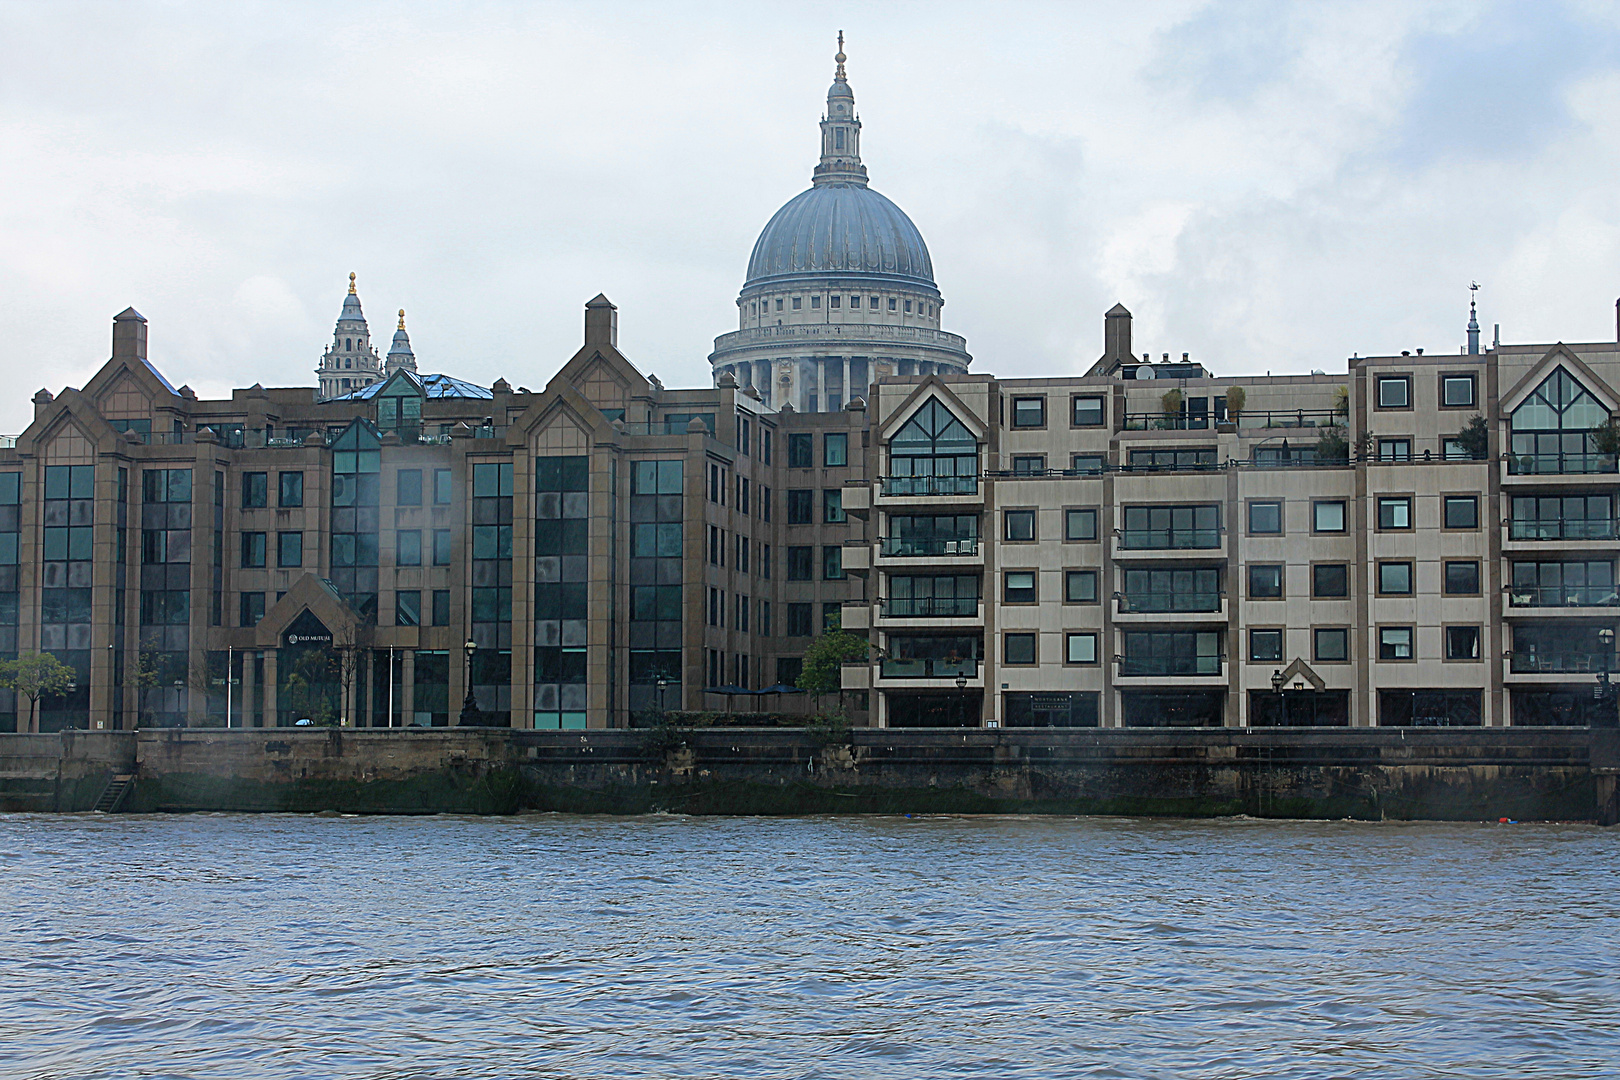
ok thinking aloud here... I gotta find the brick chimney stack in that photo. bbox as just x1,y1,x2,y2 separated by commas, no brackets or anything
112,307,147,362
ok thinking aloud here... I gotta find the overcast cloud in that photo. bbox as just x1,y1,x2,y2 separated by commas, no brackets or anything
4,0,1620,433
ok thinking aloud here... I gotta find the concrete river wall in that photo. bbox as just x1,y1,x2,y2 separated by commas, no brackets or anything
3,727,1618,823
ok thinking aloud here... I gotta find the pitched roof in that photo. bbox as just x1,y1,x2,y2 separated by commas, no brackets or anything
329,372,492,401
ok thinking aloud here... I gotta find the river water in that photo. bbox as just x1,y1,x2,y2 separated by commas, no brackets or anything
1,813,1617,1079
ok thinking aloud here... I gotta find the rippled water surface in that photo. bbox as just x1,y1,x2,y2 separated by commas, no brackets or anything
2,814,1618,1079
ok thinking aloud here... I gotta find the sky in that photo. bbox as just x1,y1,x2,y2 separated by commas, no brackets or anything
5,0,1620,433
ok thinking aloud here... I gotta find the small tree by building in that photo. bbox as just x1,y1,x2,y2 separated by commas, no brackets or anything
0,652,78,733
1224,386,1245,419
1457,414,1490,459
796,629,869,714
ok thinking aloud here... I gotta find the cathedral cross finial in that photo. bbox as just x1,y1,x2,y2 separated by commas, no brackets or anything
348,271,357,295
835,31,846,80
398,308,406,330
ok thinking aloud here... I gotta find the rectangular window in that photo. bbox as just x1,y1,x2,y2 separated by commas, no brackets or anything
242,472,267,508
1445,625,1481,660
396,530,422,566
277,531,302,568
1248,501,1283,535
823,489,844,523
762,430,772,465
1011,396,1046,428
396,590,421,627
1004,570,1037,603
1442,375,1476,407
1445,560,1480,595
1443,438,1472,461
1065,569,1097,603
888,297,897,311
1249,629,1283,662
787,489,813,524
432,529,451,566
1313,563,1349,598
239,591,265,627
1378,438,1412,462
791,296,801,310
278,471,303,507
432,589,450,626
788,434,813,468
1378,561,1413,595
787,546,813,580
397,469,423,506
240,531,266,568
824,432,848,467
1004,632,1037,665
1444,495,1479,529
787,602,813,636
1064,508,1097,541
1249,564,1283,599
434,468,452,505
1066,632,1097,664
761,543,771,578
759,600,771,636
1070,454,1106,475
1377,497,1412,530
1379,626,1414,660
822,546,844,580
1313,500,1346,532
1072,396,1105,427
1377,376,1411,408
1315,627,1348,661
830,295,841,310
1005,509,1035,541
1012,455,1046,475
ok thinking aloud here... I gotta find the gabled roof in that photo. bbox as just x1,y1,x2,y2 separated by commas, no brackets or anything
329,372,492,401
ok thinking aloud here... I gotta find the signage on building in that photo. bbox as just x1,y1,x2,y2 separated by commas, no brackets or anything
1029,693,1072,713
282,610,334,649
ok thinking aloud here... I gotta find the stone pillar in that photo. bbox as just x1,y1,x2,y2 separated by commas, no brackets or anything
842,358,851,405
402,649,416,727
816,358,826,413
239,650,256,728
263,649,278,728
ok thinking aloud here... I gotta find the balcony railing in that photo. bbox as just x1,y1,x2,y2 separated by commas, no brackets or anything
880,658,978,679
1508,453,1619,475
1120,413,1217,431
1237,409,1344,430
880,476,979,497
1509,520,1620,540
1118,528,1222,550
1117,655,1224,676
882,597,980,618
1508,587,1620,608
1511,652,1616,673
1117,591,1223,614
880,536,980,557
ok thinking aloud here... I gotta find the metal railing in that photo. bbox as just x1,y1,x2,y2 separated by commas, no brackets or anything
1120,413,1217,431
880,476,979,497
1507,587,1620,608
1236,409,1345,430
1511,651,1616,673
879,536,980,557
881,597,980,618
1117,591,1223,614
1118,528,1222,550
1508,452,1619,475
1117,655,1224,676
880,657,978,679
1509,519,1620,540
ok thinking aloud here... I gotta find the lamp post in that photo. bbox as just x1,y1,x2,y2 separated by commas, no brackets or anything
1270,668,1284,726
655,675,669,721
1597,629,1617,728
458,638,481,726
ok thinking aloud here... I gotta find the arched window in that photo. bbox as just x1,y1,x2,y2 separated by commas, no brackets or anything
887,399,978,495
345,338,352,350
1511,369,1613,474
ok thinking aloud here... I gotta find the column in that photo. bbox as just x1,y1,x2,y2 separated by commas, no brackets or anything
402,649,416,727
239,650,256,728
262,650,278,728
842,358,851,406
816,358,826,413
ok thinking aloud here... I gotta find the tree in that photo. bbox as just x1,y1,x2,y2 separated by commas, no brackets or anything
0,652,78,733
796,629,869,712
1457,414,1490,459
1158,388,1183,429
1315,425,1348,463
1224,386,1246,419
1591,416,1620,458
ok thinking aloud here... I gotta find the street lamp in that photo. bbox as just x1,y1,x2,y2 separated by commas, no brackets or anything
1596,629,1617,728
459,638,481,726
655,676,669,718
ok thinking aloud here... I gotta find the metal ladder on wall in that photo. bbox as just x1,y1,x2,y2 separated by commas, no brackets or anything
92,774,134,814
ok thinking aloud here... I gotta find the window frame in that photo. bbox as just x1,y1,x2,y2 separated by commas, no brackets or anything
1064,508,1097,542
1010,395,1047,429
1444,560,1481,596
1003,569,1038,604
1065,632,1098,665
1376,374,1412,410
1314,627,1350,663
1376,495,1413,531
1064,569,1098,604
1312,500,1347,533
1312,562,1350,599
1003,632,1038,666
1004,508,1036,542
1248,563,1283,600
1444,624,1482,662
276,530,302,569
1247,500,1283,536
823,432,849,468
1248,628,1284,663
278,470,304,508
240,530,266,568
1443,494,1480,531
1070,395,1106,428
1378,625,1415,661
1377,560,1414,596
1440,373,1477,409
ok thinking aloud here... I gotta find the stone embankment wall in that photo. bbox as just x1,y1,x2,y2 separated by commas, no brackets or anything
2,727,1617,823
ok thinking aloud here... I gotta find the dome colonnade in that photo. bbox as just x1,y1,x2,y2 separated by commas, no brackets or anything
709,35,971,411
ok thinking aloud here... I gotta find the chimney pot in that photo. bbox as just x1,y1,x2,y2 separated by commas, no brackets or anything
112,307,147,363
583,294,618,348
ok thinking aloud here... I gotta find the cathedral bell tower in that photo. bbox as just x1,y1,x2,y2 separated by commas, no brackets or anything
814,32,866,187
316,272,383,400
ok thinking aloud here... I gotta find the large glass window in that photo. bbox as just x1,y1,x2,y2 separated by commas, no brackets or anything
1123,567,1221,612
887,574,979,617
884,514,977,557
886,399,978,495
1509,561,1616,607
375,374,425,436
1120,505,1220,549
1510,495,1615,540
1510,368,1614,474
1120,631,1221,676
538,455,593,728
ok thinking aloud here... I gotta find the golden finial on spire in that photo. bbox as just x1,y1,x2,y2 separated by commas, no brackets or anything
348,272,357,295
835,31,846,80
398,309,406,330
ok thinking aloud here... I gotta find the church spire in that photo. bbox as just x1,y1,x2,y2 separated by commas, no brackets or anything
1467,282,1481,355
814,30,867,186
387,308,418,375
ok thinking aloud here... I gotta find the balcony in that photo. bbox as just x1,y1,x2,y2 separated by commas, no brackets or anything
841,543,871,574
712,323,969,355
1507,452,1618,476
1117,591,1224,614
880,476,979,497
880,658,978,679
882,597,981,618
840,661,871,691
880,536,980,558
1118,528,1222,551
839,602,871,631
1117,655,1224,677
1507,587,1620,609
1508,519,1620,541
841,482,871,517
1510,652,1615,674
